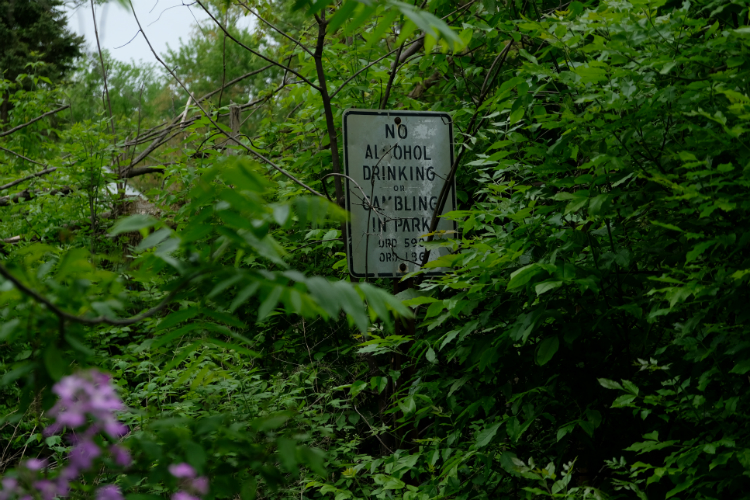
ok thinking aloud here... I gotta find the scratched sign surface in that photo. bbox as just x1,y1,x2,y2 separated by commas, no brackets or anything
343,109,457,278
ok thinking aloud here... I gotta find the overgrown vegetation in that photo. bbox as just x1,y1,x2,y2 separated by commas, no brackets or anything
2,0,750,499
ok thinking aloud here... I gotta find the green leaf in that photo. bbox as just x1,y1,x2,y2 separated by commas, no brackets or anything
204,338,261,358
0,319,21,342
535,280,562,295
299,447,327,476
686,240,716,262
730,360,750,375
398,395,416,415
598,378,623,390
498,76,526,94
426,347,437,363
588,194,610,217
64,334,94,357
327,0,358,32
240,477,257,500
536,336,559,366
1,363,35,386
44,345,66,380
151,323,202,349
612,394,637,407
507,264,543,290
277,437,298,473
509,104,525,125
370,376,388,393
350,380,367,397
622,380,640,396
160,342,201,373
476,422,503,448
425,300,446,318
373,474,406,490
258,286,283,321
109,214,159,236
156,309,201,331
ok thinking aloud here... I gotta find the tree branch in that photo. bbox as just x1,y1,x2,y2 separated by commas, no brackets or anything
0,168,57,192
329,36,424,100
0,262,203,326
0,105,70,138
236,0,315,57
91,0,116,139
421,40,514,267
314,14,344,206
0,146,50,167
121,166,165,178
194,0,321,91
0,187,72,207
127,1,323,198
380,41,404,109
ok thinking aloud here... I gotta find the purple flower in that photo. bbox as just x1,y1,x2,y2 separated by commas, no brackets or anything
69,440,101,471
2,477,18,490
168,463,196,479
23,458,47,471
48,370,126,436
104,421,129,438
33,480,58,500
191,477,209,495
55,477,70,497
0,478,19,500
110,445,132,467
1,478,18,490
2,370,134,500
172,492,200,500
96,485,125,500
59,464,79,481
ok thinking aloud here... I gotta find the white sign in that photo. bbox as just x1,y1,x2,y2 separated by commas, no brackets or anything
343,109,457,278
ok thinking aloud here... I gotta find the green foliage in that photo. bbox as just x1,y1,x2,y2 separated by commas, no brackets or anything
0,0,83,85
4,0,750,499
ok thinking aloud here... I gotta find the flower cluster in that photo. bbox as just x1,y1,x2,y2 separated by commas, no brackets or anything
169,463,209,500
46,369,128,439
0,370,210,500
0,370,129,500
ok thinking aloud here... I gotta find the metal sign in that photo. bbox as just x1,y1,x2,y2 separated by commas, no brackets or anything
343,109,457,278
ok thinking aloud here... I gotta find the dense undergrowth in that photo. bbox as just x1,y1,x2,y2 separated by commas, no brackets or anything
3,0,750,499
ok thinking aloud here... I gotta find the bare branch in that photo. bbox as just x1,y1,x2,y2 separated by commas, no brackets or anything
127,1,324,198
121,166,166,178
381,41,404,109
0,105,69,137
314,14,344,206
0,146,50,167
90,0,116,139
408,70,443,99
0,187,72,207
122,116,182,175
120,66,275,150
481,40,513,98
329,36,424,100
236,0,315,57
0,168,57,192
398,37,424,63
194,0,321,91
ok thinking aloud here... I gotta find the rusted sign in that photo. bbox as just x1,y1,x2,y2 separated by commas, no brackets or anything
342,109,457,278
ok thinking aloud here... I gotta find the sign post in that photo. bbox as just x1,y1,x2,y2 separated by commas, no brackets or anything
342,109,457,278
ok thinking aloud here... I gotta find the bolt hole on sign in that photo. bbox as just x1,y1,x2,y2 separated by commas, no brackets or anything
342,109,457,278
